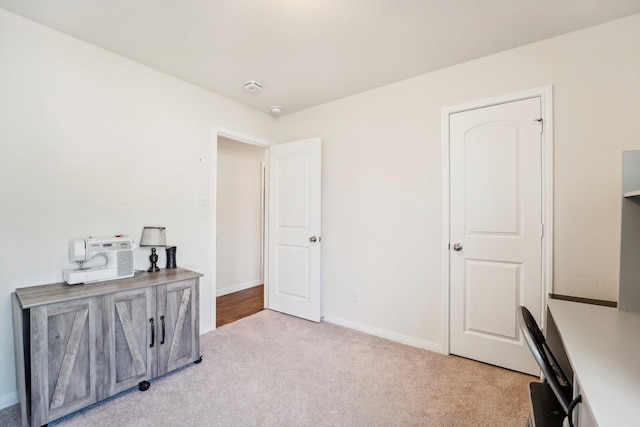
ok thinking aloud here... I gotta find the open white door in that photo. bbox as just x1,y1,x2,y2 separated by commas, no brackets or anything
268,137,321,322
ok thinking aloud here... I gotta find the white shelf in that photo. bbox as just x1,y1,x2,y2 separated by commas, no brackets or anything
623,189,640,198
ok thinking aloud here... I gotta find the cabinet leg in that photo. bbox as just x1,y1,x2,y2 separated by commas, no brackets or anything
194,355,203,364
138,380,151,391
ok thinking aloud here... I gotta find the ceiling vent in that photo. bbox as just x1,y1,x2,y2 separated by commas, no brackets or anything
243,80,263,93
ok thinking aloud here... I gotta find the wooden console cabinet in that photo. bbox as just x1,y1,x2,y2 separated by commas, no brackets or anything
12,268,202,427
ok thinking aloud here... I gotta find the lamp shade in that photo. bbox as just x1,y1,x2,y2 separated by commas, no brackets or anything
140,226,166,247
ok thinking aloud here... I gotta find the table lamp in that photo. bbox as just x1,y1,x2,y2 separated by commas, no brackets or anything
140,226,166,272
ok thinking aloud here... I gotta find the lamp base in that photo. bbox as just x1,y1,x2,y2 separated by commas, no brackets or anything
148,247,160,272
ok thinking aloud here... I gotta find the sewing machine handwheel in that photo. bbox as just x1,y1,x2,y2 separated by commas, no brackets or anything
138,380,151,391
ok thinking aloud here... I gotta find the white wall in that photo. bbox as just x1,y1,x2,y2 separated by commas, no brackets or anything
0,9,276,407
216,137,265,296
275,14,640,349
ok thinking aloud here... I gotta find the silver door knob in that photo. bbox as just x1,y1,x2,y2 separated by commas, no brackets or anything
309,236,318,242
452,243,463,251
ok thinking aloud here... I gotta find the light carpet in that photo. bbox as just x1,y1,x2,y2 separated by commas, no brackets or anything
1,309,533,426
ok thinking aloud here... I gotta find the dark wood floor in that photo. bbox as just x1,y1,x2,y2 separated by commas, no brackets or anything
216,284,264,327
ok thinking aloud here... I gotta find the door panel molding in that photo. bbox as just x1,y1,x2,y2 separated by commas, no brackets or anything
114,302,146,376
441,86,553,357
49,309,88,410
167,287,191,365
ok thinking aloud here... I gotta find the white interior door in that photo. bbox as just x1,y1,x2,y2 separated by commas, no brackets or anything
268,137,322,322
449,97,542,375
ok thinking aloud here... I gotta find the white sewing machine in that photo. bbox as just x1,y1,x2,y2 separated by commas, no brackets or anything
63,235,135,285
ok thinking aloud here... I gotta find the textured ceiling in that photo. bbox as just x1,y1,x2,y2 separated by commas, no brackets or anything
2,0,640,116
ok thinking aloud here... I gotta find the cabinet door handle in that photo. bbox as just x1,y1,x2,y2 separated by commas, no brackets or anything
149,318,155,348
160,316,166,345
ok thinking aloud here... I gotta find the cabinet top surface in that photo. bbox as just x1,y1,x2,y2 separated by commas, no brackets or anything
15,268,203,308
547,299,640,426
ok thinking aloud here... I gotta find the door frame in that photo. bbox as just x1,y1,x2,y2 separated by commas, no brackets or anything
440,86,554,355
210,126,270,331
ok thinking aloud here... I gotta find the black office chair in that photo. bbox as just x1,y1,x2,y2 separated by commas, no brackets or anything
519,306,579,427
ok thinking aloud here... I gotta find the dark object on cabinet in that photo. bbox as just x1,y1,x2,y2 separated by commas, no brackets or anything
166,246,177,269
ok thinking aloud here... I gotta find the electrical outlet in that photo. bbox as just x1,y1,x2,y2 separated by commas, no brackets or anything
352,289,360,302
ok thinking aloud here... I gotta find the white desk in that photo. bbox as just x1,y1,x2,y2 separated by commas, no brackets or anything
547,299,640,426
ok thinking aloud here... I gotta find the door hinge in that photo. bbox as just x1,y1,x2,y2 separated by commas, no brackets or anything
535,118,543,134
540,224,544,238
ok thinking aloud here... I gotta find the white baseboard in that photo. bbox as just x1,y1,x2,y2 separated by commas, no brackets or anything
0,390,18,410
216,279,262,297
322,314,444,354
200,323,216,335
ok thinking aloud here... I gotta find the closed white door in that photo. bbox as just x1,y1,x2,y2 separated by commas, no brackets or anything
449,97,542,375
268,137,322,322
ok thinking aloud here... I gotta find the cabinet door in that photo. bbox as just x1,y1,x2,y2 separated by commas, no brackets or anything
574,378,598,427
157,279,199,375
104,287,156,395
30,297,100,425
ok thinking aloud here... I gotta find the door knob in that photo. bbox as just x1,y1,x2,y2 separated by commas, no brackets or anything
309,236,318,242
452,243,463,251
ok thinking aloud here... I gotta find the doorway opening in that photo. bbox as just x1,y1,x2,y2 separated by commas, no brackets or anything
215,134,267,327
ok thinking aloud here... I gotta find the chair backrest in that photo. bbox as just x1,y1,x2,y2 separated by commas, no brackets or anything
519,305,572,413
